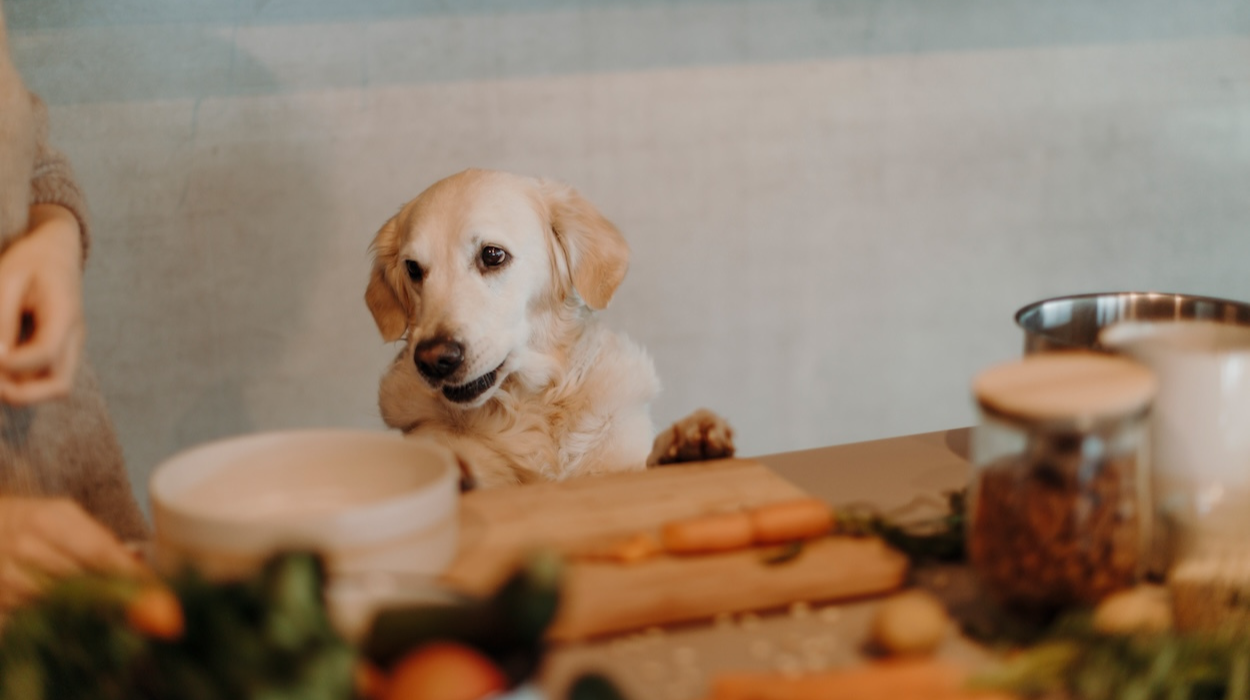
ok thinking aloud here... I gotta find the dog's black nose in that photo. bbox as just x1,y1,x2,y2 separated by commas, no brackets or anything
414,337,464,380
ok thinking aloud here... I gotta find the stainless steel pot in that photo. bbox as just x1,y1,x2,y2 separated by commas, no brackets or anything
1016,292,1250,354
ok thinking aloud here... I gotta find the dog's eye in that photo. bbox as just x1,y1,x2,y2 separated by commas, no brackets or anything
404,259,423,282
480,246,509,269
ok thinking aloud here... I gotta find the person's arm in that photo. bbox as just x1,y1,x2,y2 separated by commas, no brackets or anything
0,202,83,404
26,93,89,262
0,93,88,405
0,496,145,612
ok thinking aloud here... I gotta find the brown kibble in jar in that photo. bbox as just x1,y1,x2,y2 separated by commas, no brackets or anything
969,442,1140,610
970,353,1153,613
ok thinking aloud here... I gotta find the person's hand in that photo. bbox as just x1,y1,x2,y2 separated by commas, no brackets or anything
0,203,84,405
0,496,146,612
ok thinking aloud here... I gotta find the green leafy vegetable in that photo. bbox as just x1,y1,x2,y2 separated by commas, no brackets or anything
0,552,355,700
361,548,563,686
568,672,628,700
973,614,1250,700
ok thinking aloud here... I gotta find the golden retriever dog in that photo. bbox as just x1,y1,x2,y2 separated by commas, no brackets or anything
365,169,734,488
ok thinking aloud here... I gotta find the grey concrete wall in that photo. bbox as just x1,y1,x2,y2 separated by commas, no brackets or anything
7,0,1250,512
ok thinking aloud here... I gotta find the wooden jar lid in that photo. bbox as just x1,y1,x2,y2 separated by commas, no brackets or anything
973,352,1157,423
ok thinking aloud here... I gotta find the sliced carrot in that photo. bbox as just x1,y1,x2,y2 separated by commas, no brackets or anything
707,659,1015,700
607,532,665,563
575,532,665,564
589,498,834,563
748,498,835,544
662,512,754,554
125,586,185,641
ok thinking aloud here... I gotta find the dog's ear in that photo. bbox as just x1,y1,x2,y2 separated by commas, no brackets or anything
365,216,409,342
539,180,630,310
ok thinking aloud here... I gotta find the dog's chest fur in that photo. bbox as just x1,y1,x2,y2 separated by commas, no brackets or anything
378,322,659,486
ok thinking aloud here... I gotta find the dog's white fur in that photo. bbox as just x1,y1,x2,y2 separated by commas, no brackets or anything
366,169,690,488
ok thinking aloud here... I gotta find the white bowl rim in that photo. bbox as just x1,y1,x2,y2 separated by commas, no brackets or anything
149,428,458,552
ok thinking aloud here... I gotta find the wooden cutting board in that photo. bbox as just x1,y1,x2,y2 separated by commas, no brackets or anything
441,458,908,641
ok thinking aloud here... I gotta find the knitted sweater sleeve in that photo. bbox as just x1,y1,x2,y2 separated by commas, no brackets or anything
27,92,90,262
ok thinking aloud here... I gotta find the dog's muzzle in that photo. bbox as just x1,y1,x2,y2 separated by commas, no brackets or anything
440,367,500,404
414,337,463,382
413,337,503,404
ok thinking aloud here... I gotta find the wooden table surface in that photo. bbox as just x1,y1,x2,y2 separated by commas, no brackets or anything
540,428,981,700
759,428,972,511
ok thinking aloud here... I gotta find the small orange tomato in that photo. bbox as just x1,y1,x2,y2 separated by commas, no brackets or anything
383,642,508,700
125,586,185,641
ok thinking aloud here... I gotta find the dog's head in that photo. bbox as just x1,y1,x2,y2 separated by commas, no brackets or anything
365,169,629,408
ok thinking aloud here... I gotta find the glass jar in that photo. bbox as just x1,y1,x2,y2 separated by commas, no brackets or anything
968,352,1156,612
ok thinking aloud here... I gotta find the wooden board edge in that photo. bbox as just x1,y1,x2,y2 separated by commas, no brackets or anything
547,537,909,642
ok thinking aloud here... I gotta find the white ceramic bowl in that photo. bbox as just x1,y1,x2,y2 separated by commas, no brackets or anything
149,429,459,582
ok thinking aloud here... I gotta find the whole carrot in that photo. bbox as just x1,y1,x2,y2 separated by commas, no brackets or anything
662,512,754,554
748,498,835,544
125,585,185,641
708,659,1015,700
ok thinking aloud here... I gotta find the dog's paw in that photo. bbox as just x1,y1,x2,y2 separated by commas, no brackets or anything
647,408,736,466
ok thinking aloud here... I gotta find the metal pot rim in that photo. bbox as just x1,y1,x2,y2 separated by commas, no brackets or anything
1015,291,1250,326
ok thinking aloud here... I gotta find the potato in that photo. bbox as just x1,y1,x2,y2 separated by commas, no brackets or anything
870,590,950,657
1092,585,1172,635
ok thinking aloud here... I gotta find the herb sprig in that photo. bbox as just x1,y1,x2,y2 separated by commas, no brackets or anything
974,614,1250,700
837,490,967,563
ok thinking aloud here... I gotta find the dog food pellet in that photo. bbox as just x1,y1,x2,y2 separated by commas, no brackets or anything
641,661,665,682
803,634,838,654
672,646,698,666
818,606,842,624
780,632,809,654
802,651,828,672
749,638,775,660
673,665,702,685
773,653,803,677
